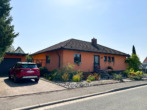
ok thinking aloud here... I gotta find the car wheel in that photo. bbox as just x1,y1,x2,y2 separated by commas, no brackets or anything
14,75,18,83
9,74,11,80
35,78,39,83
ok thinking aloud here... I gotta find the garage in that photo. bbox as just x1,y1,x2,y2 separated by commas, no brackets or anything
0,53,27,77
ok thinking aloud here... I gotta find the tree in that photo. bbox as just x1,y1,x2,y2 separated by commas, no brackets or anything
6,45,15,52
126,54,141,72
132,45,136,55
0,0,18,63
26,55,33,62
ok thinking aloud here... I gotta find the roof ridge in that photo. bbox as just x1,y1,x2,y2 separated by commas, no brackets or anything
62,38,73,48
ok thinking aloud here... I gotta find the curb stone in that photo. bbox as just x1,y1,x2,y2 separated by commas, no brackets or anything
14,83,147,110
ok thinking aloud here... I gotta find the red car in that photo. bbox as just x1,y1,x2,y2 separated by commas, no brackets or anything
9,62,40,83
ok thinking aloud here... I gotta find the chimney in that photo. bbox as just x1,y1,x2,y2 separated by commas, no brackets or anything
91,38,97,46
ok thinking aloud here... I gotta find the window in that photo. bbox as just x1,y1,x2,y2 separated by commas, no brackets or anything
104,56,107,62
112,57,115,62
74,54,81,64
46,55,50,63
21,64,37,68
108,56,111,62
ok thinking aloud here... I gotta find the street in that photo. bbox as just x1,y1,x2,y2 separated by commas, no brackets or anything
36,85,147,110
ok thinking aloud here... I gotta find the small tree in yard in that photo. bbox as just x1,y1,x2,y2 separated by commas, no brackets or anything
0,0,19,63
126,54,141,72
132,45,136,55
126,45,141,72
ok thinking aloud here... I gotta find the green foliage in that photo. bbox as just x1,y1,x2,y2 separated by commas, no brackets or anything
132,45,136,55
62,73,69,82
0,0,19,63
6,45,15,52
26,55,33,62
129,70,143,80
52,69,64,81
76,70,83,80
93,73,101,80
52,64,76,81
126,54,141,72
72,75,81,82
87,75,95,81
113,74,123,82
39,67,49,76
86,79,91,83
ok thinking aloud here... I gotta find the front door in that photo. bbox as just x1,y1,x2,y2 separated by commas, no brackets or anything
94,55,100,72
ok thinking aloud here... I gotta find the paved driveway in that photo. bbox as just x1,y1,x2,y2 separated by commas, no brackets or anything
0,77,65,98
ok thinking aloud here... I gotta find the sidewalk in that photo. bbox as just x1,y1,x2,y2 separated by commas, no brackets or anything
1,80,147,110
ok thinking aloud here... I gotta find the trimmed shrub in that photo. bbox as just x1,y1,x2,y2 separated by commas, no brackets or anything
39,67,49,76
87,75,95,81
73,75,81,82
113,74,123,82
129,71,143,80
62,73,69,82
86,79,91,83
93,73,101,80
77,70,83,80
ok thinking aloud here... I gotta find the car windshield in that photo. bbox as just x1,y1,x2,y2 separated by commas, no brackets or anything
20,64,37,68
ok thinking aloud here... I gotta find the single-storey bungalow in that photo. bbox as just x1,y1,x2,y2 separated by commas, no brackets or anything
32,38,129,72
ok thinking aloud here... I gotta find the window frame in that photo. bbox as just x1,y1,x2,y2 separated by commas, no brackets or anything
108,56,111,62
74,54,81,64
112,57,115,62
46,55,50,64
104,56,107,62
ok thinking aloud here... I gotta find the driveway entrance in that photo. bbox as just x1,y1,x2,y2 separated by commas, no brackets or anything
0,77,65,97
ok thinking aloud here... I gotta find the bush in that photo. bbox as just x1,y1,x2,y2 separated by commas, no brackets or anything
87,75,95,81
62,73,69,82
76,70,83,80
39,67,49,76
129,71,143,80
113,74,123,82
52,64,75,81
123,70,129,77
52,70,64,81
86,79,91,83
93,73,101,80
73,75,81,82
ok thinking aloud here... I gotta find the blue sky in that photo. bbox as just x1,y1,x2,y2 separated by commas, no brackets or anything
10,0,147,62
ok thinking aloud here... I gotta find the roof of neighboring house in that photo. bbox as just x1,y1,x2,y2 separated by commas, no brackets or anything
143,57,147,63
6,52,28,56
32,38,130,56
15,47,25,54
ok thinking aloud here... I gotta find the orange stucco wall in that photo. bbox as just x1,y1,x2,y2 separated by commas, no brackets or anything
32,50,63,71
4,54,26,62
62,50,127,72
32,49,127,72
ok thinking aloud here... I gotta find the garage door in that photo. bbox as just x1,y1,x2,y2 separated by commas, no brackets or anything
0,58,21,77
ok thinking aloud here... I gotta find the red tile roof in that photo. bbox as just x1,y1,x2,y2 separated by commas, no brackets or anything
32,38,130,56
143,57,147,63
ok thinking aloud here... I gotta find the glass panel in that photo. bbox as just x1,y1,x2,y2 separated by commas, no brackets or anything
94,56,99,64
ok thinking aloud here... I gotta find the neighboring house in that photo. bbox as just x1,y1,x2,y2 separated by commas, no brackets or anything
32,38,130,72
0,47,27,76
142,57,147,73
15,47,25,53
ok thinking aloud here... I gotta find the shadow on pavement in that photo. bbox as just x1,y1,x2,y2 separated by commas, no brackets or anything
4,78,38,87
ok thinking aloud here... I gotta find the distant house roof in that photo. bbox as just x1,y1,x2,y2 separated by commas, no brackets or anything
6,52,28,56
143,57,147,63
15,47,25,54
32,38,130,56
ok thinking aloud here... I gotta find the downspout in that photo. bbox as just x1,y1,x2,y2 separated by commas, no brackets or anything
56,51,60,68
